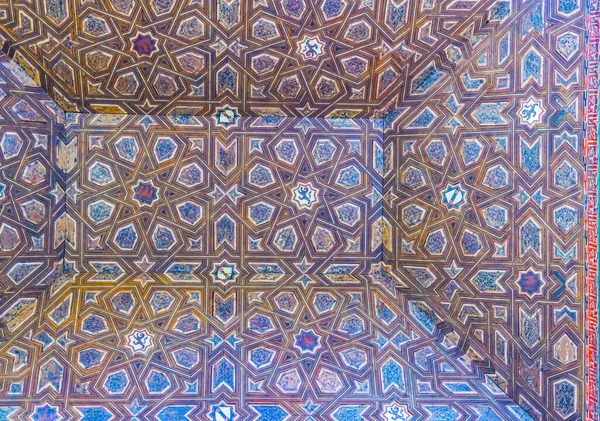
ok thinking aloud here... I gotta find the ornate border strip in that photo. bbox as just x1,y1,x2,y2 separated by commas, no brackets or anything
586,1,600,419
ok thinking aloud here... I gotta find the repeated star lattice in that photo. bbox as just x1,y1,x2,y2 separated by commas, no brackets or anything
0,0,592,420
0,0,560,118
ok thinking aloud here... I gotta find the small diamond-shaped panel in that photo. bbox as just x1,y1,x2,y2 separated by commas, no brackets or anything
59,115,386,280
0,52,67,292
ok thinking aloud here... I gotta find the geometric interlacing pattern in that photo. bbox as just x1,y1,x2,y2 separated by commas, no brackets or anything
3,88,540,420
0,0,590,419
62,115,385,275
1,0,426,116
0,0,580,119
385,0,587,416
